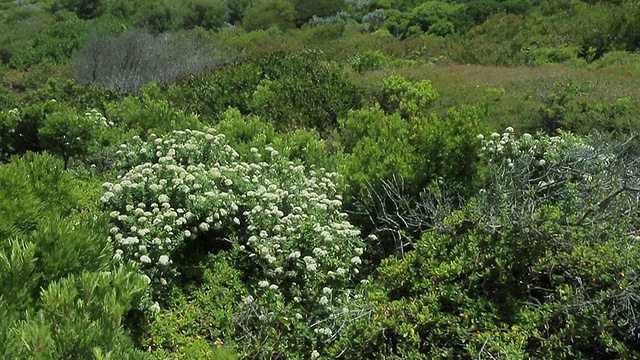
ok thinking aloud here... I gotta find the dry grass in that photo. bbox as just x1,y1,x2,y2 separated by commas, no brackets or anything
349,59,640,132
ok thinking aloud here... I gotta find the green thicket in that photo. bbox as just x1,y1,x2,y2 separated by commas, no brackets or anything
1,0,640,358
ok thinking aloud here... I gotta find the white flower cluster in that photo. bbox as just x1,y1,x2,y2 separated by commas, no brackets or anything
478,127,614,174
102,128,366,341
84,109,113,128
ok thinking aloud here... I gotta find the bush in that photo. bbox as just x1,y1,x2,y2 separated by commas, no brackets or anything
39,106,108,168
0,153,148,359
178,0,230,30
8,19,89,71
538,80,640,136
100,128,367,358
73,29,231,93
249,50,362,131
242,1,296,31
330,130,640,358
167,61,262,119
336,80,483,259
409,1,457,37
105,82,202,137
293,0,347,26
51,0,106,19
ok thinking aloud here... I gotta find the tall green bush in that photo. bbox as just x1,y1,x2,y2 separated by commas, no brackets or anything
0,153,148,359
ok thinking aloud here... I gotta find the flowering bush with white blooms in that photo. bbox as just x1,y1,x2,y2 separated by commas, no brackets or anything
101,128,367,358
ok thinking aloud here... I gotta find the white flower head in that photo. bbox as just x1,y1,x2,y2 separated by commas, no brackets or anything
149,302,161,313
158,255,170,266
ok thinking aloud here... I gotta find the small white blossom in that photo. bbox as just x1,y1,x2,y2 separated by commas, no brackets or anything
158,255,170,266
149,302,161,313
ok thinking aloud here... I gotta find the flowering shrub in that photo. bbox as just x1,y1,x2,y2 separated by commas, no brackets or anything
101,128,366,358
337,129,640,358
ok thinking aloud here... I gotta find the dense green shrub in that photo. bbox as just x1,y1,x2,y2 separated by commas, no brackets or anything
51,0,107,19
130,0,178,33
0,6,55,64
8,19,89,71
167,61,262,119
346,50,391,73
105,82,202,137
0,153,148,359
538,80,640,136
446,13,531,65
39,107,109,168
251,50,362,131
328,130,640,358
144,253,242,359
409,1,457,37
0,100,58,160
293,0,347,26
178,0,230,30
336,79,483,259
242,1,296,31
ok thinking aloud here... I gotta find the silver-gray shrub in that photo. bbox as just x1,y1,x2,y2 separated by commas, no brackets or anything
307,10,351,26
362,8,386,32
72,28,235,94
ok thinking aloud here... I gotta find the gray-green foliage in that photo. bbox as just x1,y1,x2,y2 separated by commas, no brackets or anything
327,130,640,358
72,29,232,93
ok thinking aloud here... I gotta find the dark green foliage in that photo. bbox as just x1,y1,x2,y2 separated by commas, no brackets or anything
337,76,482,258
39,106,104,168
167,61,263,119
179,0,230,30
539,80,640,136
51,0,107,19
144,253,243,359
243,1,296,31
106,82,202,137
224,0,255,25
131,0,178,33
328,131,640,358
0,7,55,64
293,0,347,26
251,51,362,131
169,51,361,130
0,101,57,160
446,13,532,65
410,1,457,36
